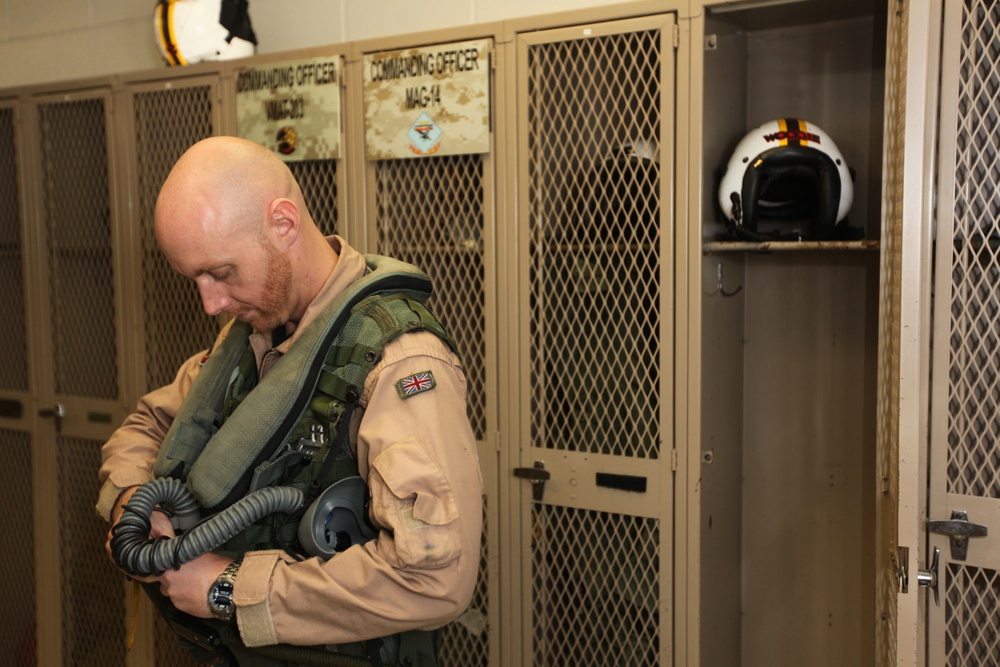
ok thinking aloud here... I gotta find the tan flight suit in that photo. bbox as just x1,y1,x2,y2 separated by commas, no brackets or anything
98,236,483,650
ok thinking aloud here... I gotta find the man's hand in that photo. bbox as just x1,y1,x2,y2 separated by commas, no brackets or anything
104,485,175,566
104,486,234,618
152,552,234,618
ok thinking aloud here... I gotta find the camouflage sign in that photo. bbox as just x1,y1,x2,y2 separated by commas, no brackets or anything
235,56,342,161
363,39,491,159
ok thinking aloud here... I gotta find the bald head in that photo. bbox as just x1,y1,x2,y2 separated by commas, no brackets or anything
155,136,304,243
153,136,339,329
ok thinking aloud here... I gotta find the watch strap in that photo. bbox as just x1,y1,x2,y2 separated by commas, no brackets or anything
219,559,242,583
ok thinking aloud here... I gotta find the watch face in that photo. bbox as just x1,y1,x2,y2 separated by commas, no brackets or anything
209,580,235,618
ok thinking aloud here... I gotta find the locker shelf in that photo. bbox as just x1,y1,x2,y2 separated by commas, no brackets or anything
703,240,879,253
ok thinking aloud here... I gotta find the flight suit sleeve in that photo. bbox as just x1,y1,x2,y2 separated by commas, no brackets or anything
234,331,483,647
95,350,206,521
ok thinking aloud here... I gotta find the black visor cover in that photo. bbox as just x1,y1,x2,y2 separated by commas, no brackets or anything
740,145,842,240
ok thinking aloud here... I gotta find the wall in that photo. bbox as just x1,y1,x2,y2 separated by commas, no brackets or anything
0,0,637,91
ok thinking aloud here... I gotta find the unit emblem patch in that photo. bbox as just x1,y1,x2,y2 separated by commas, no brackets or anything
395,370,437,399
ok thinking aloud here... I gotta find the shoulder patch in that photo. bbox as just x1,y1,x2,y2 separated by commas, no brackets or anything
395,370,437,399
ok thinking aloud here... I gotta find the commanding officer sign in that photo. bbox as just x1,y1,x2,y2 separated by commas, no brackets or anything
236,56,343,161
363,39,491,159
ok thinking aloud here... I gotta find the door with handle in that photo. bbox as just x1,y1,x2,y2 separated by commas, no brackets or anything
512,14,675,666
24,88,130,666
926,0,1000,661
0,100,40,667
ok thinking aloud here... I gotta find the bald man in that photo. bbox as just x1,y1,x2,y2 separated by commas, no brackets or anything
98,137,482,666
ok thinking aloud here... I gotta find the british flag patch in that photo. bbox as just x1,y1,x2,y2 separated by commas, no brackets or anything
395,370,437,399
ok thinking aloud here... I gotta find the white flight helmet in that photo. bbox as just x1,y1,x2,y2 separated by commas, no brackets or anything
154,0,256,66
717,118,854,241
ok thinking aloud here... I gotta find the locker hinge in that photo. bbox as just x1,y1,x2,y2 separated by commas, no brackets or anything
673,24,681,49
670,449,678,472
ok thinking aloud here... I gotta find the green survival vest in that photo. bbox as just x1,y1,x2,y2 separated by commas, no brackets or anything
150,254,454,667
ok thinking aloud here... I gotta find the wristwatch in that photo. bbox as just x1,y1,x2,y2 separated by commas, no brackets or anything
207,560,242,622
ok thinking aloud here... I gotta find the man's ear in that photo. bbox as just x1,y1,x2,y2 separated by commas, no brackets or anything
269,198,299,244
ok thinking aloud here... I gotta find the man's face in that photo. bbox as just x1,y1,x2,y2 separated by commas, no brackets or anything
170,229,294,333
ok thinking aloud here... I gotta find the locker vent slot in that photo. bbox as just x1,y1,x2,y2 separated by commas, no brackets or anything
596,472,648,493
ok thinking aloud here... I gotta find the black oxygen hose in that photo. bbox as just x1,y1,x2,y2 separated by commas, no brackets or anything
110,477,305,578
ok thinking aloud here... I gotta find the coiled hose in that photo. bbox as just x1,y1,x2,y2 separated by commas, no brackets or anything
110,477,304,578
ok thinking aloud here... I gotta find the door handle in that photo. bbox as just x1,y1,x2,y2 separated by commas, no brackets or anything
927,510,988,561
916,546,941,607
513,461,550,502
39,402,66,432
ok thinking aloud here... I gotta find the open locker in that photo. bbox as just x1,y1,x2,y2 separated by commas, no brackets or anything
691,1,887,665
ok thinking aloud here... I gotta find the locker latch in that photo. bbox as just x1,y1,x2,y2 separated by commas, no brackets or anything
916,546,941,607
895,546,909,593
927,510,988,561
513,461,550,502
39,402,66,433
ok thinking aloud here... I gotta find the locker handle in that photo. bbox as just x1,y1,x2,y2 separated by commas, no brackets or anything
513,462,550,502
916,546,940,607
927,509,988,561
39,402,66,432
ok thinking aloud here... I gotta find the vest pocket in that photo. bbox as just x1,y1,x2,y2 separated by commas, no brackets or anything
369,436,461,568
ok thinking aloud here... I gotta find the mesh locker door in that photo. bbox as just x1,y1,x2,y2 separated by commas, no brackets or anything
130,82,220,395
875,0,911,662
0,104,30,397
929,0,1000,663
0,429,34,665
516,15,674,666
369,34,496,660
373,152,493,664
30,90,129,666
58,435,129,666
127,79,220,667
0,103,35,667
130,76,351,665
127,78,345,665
